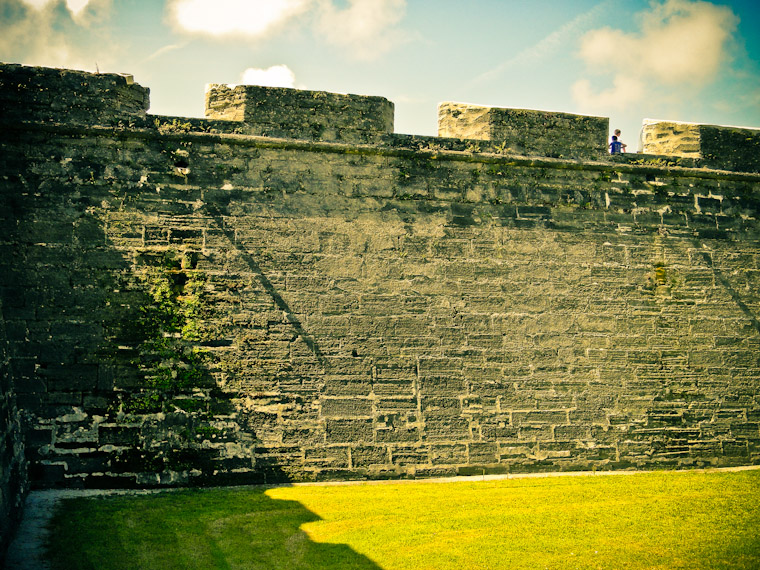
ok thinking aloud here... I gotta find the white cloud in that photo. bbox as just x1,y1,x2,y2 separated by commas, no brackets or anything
0,0,112,69
18,0,102,22
313,0,407,60
240,65,296,88
166,0,407,59
579,0,737,85
168,0,309,38
65,0,89,15
69,0,109,25
21,0,55,10
571,75,645,111
573,0,739,111
19,0,54,8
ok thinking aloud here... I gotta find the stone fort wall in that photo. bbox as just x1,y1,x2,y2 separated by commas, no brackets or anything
0,298,27,560
1,63,759,491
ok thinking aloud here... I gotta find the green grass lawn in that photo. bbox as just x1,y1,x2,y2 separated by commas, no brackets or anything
46,469,760,570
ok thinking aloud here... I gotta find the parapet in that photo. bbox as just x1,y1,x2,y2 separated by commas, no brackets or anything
0,63,149,125
642,119,760,173
204,84,394,143
3,62,759,174
438,102,609,159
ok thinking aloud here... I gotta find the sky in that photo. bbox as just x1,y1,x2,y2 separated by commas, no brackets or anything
2,0,759,151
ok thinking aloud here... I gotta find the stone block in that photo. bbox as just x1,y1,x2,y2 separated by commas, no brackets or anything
429,444,467,465
29,462,67,486
0,63,149,126
480,423,518,439
424,413,469,440
519,425,554,441
304,446,349,468
554,425,591,440
98,425,141,446
323,376,373,396
391,445,428,465
351,445,388,467
205,84,393,143
438,102,608,159
326,419,373,444
512,410,568,426
376,425,419,443
468,442,498,463
321,397,373,418
641,119,760,173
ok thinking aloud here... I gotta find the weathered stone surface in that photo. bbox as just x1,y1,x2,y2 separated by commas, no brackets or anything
438,102,608,159
642,119,760,173
0,63,759,491
0,63,149,126
205,84,394,143
0,299,28,560
641,120,702,157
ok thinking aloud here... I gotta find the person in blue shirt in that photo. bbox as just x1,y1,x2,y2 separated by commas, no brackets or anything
614,129,627,152
609,135,623,154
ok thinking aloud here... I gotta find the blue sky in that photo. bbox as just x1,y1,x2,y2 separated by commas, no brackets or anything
2,0,759,150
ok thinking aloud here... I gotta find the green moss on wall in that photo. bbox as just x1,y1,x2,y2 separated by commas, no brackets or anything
114,250,220,419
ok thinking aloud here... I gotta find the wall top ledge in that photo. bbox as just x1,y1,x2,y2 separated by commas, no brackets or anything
2,62,759,174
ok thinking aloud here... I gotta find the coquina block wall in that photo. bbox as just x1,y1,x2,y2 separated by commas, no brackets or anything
0,298,27,560
1,63,760,490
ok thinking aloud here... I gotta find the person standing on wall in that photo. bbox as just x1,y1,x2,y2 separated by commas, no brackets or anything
609,135,623,154
612,129,627,153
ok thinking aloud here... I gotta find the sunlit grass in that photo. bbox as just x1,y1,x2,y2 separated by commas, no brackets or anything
47,469,760,570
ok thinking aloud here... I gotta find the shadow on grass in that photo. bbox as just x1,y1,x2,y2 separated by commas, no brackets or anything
47,486,382,570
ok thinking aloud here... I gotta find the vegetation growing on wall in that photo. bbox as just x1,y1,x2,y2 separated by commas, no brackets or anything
112,250,230,443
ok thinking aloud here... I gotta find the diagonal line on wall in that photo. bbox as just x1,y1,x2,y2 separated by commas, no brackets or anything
692,239,760,335
204,203,327,366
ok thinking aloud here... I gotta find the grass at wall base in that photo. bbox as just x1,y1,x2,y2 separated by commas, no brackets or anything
46,469,760,570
